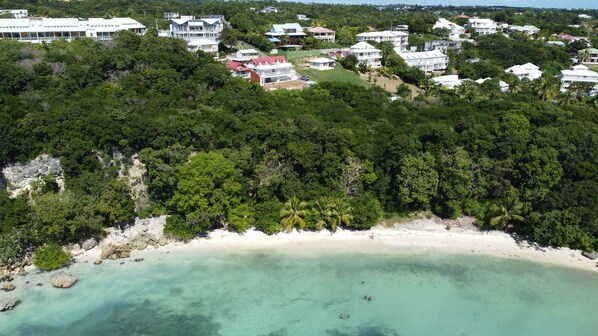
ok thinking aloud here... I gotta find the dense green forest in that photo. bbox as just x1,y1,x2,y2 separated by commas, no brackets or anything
0,1,597,268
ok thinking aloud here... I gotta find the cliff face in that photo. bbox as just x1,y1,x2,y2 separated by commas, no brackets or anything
1,154,64,198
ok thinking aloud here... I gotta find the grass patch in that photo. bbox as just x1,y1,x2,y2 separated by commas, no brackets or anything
584,63,598,71
279,49,322,60
296,66,371,87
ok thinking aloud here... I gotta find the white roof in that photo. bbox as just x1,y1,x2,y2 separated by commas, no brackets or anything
309,57,335,63
433,18,463,30
188,39,218,46
476,77,509,87
0,17,144,33
350,42,380,51
506,63,540,72
357,30,408,38
561,65,598,78
397,50,447,60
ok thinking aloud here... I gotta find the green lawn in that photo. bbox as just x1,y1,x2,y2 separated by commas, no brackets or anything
295,66,371,87
585,64,598,71
278,49,321,60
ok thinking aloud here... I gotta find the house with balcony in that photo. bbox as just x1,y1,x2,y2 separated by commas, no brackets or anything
246,56,298,85
265,23,306,47
347,42,382,68
0,9,28,18
431,75,464,89
433,18,465,40
504,63,543,80
169,15,224,42
356,31,408,51
397,50,449,73
231,49,260,63
424,40,462,53
0,17,145,43
307,27,335,43
560,64,598,95
578,48,598,64
308,57,335,70
227,62,252,79
187,39,218,55
465,18,498,35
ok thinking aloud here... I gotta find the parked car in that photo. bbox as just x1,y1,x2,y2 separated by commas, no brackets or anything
300,75,310,81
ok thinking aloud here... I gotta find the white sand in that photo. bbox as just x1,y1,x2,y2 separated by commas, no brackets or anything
72,216,598,273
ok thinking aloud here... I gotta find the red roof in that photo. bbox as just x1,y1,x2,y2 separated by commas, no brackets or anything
227,62,249,71
308,27,335,33
250,56,288,65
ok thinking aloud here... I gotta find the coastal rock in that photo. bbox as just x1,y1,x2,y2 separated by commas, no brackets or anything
2,283,15,292
82,238,98,251
158,236,168,246
0,297,20,312
131,239,148,251
1,154,64,198
100,244,132,260
133,258,144,262
72,244,81,251
51,271,77,288
17,267,27,276
581,251,598,260
94,259,102,265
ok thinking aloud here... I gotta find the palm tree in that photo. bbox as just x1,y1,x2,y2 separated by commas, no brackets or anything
578,49,591,63
533,75,559,101
280,196,309,232
313,196,332,230
486,197,525,231
327,198,353,233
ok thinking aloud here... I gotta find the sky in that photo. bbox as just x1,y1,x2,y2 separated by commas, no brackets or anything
281,0,598,10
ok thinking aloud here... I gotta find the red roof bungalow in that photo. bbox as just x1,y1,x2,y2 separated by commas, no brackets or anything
245,56,298,85
227,61,251,79
557,34,586,42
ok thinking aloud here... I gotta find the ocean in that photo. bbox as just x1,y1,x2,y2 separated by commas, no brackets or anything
1,249,597,335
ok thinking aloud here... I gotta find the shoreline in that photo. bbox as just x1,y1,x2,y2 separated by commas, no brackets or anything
69,218,598,274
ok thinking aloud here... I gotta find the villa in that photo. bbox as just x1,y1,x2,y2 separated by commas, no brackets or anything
0,9,28,18
465,18,498,35
0,17,145,43
507,25,540,35
227,62,252,79
433,18,465,40
169,15,224,42
475,77,510,92
578,48,598,64
431,75,463,89
504,63,543,80
559,64,598,95
265,23,306,47
163,12,180,20
231,49,260,63
307,27,335,43
246,56,298,86
308,57,336,70
260,6,278,14
356,30,408,52
187,39,219,55
347,42,383,68
424,40,462,53
397,50,449,73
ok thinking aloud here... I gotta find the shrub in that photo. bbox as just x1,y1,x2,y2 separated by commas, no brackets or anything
253,200,283,235
163,215,196,240
34,243,70,271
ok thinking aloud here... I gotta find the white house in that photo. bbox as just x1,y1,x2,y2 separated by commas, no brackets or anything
307,27,335,43
246,56,298,85
433,18,465,40
187,38,218,55
169,16,224,42
424,40,462,53
397,50,449,73
308,57,335,70
0,9,28,18
260,6,278,14
577,14,592,19
431,75,463,89
0,17,145,43
347,42,382,68
232,49,260,62
560,64,598,95
356,31,408,51
507,25,540,35
465,18,498,35
297,14,310,21
227,61,252,79
504,63,543,80
265,23,306,46
578,48,598,64
163,12,180,20
475,77,510,92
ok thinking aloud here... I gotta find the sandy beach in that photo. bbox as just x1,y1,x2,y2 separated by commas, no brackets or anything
70,216,598,273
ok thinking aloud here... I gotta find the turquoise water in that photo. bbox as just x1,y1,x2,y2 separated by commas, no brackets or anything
1,249,597,336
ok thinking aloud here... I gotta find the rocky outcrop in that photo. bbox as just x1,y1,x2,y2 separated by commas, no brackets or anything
0,297,20,312
582,251,598,260
127,155,150,211
100,244,131,260
1,282,15,292
51,271,77,288
94,259,102,265
81,238,98,251
2,154,64,198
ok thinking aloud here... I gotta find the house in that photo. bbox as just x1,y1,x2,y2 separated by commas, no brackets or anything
227,61,251,79
578,48,598,64
578,14,593,20
507,25,540,35
169,16,224,42
431,75,463,89
308,57,335,70
232,49,260,63
391,24,409,32
307,27,335,43
0,9,28,18
163,12,180,20
424,40,462,53
557,34,587,43
560,64,598,95
356,30,408,51
475,77,510,92
347,42,382,68
0,17,145,43
246,56,298,85
504,63,543,80
265,23,306,47
297,14,310,21
397,50,449,73
465,18,498,35
433,18,465,39
187,39,218,55
260,6,278,14
546,41,565,47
